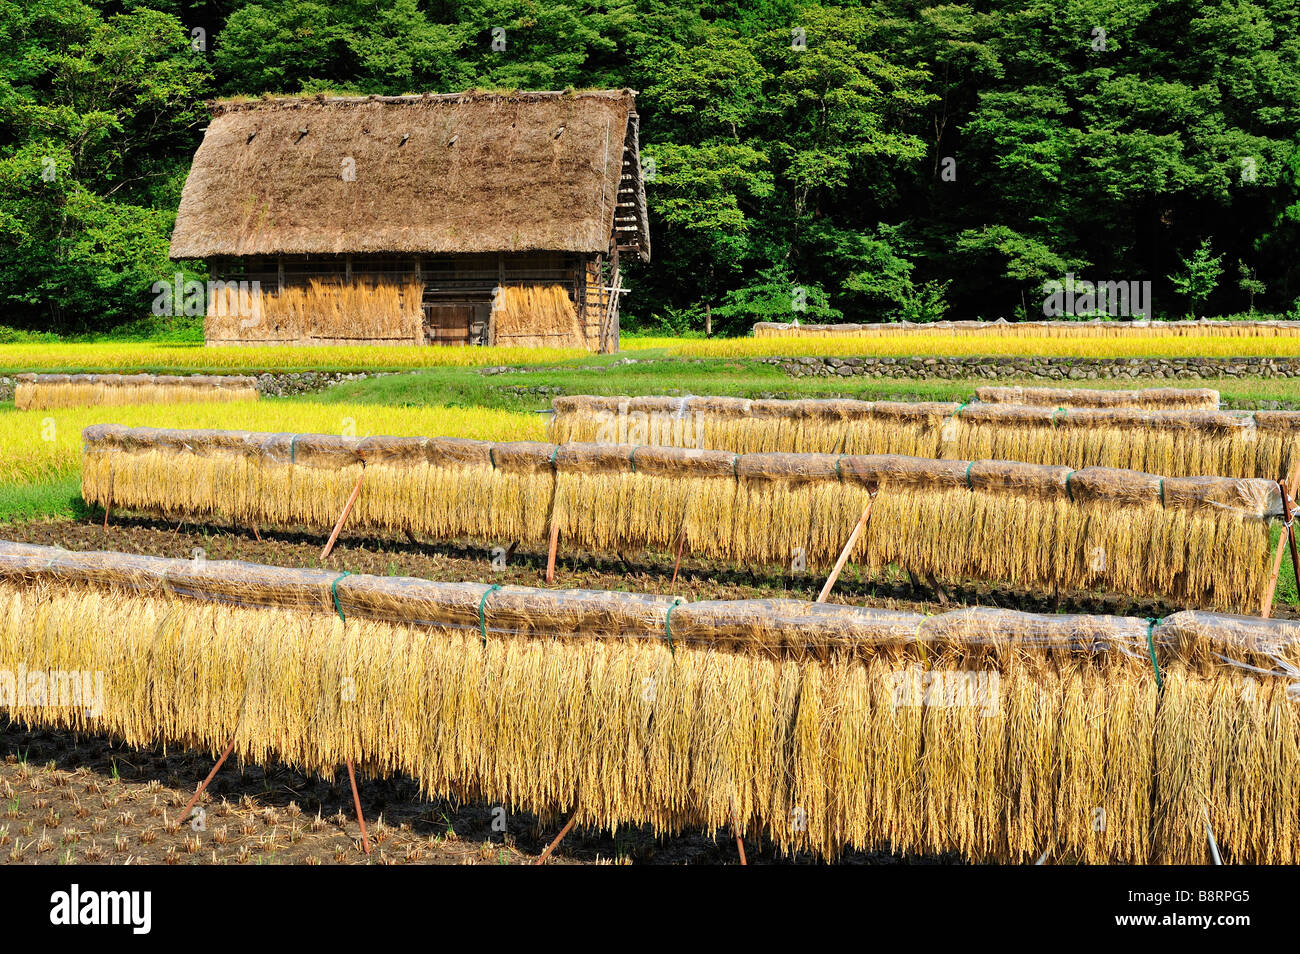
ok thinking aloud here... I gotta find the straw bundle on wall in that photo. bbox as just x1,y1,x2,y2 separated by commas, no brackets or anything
14,373,257,410
551,395,1300,481
2,541,1299,863
974,386,1219,410
205,280,423,345
753,319,1300,338
494,285,589,349
81,426,1283,612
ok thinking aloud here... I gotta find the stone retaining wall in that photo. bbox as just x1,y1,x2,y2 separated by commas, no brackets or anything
765,355,1300,380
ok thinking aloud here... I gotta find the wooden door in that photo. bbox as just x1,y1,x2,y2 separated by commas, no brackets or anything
423,304,474,346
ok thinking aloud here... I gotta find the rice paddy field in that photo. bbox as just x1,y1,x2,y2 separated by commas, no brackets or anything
12,324,1300,375
2,334,1299,866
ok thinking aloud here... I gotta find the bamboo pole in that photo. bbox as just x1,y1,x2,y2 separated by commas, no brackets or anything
320,464,366,562
817,493,877,603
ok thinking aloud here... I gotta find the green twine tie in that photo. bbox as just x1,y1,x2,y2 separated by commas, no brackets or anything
331,571,352,622
290,434,299,464
732,455,740,480
1052,407,1066,427
965,460,975,490
1064,471,1077,502
629,446,638,472
1146,619,1163,691
479,583,502,647
664,596,685,654
836,454,846,482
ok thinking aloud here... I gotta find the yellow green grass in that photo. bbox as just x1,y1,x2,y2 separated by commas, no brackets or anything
8,330,1300,375
0,341,588,374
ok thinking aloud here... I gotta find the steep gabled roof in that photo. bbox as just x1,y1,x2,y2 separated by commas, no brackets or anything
169,89,649,260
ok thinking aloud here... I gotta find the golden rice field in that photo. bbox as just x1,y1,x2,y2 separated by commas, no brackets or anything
0,341,587,374
631,334,1300,360
0,401,544,487
6,328,1300,375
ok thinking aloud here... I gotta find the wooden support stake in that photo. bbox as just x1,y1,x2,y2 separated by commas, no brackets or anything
729,798,747,866
1283,480,1300,596
534,811,578,865
346,759,371,855
320,465,366,562
671,526,688,587
181,735,237,824
1262,461,1300,618
404,529,419,546
545,519,560,584
817,493,877,603
102,502,110,531
251,523,261,542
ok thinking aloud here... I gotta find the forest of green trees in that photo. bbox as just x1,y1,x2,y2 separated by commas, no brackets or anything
2,0,1299,336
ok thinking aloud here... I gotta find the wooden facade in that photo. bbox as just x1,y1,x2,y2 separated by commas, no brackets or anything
171,90,650,352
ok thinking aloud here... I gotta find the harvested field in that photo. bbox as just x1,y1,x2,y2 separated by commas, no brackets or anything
552,394,1300,480
79,426,1285,612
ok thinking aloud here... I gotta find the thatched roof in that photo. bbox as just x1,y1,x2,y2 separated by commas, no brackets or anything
170,90,649,260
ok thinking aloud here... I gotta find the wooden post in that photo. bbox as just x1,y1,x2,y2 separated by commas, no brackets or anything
320,464,366,562
817,493,877,603
729,797,747,866
1262,461,1300,618
534,811,578,865
671,526,688,587
1282,476,1300,597
181,735,237,824
545,517,560,584
345,760,371,855
102,502,110,531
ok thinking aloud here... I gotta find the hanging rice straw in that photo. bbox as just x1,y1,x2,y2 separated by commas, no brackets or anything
80,425,1284,612
2,541,1298,863
551,395,1300,480
15,374,257,410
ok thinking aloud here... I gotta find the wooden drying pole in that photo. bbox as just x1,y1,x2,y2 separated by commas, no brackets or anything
817,492,878,603
534,810,579,865
545,518,561,584
729,797,748,866
320,463,366,562
1261,461,1300,618
179,735,371,855
670,525,688,588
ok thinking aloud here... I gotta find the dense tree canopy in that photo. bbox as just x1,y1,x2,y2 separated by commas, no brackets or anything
1,0,1298,334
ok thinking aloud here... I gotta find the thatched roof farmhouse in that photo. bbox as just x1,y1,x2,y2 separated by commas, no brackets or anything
171,90,650,351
